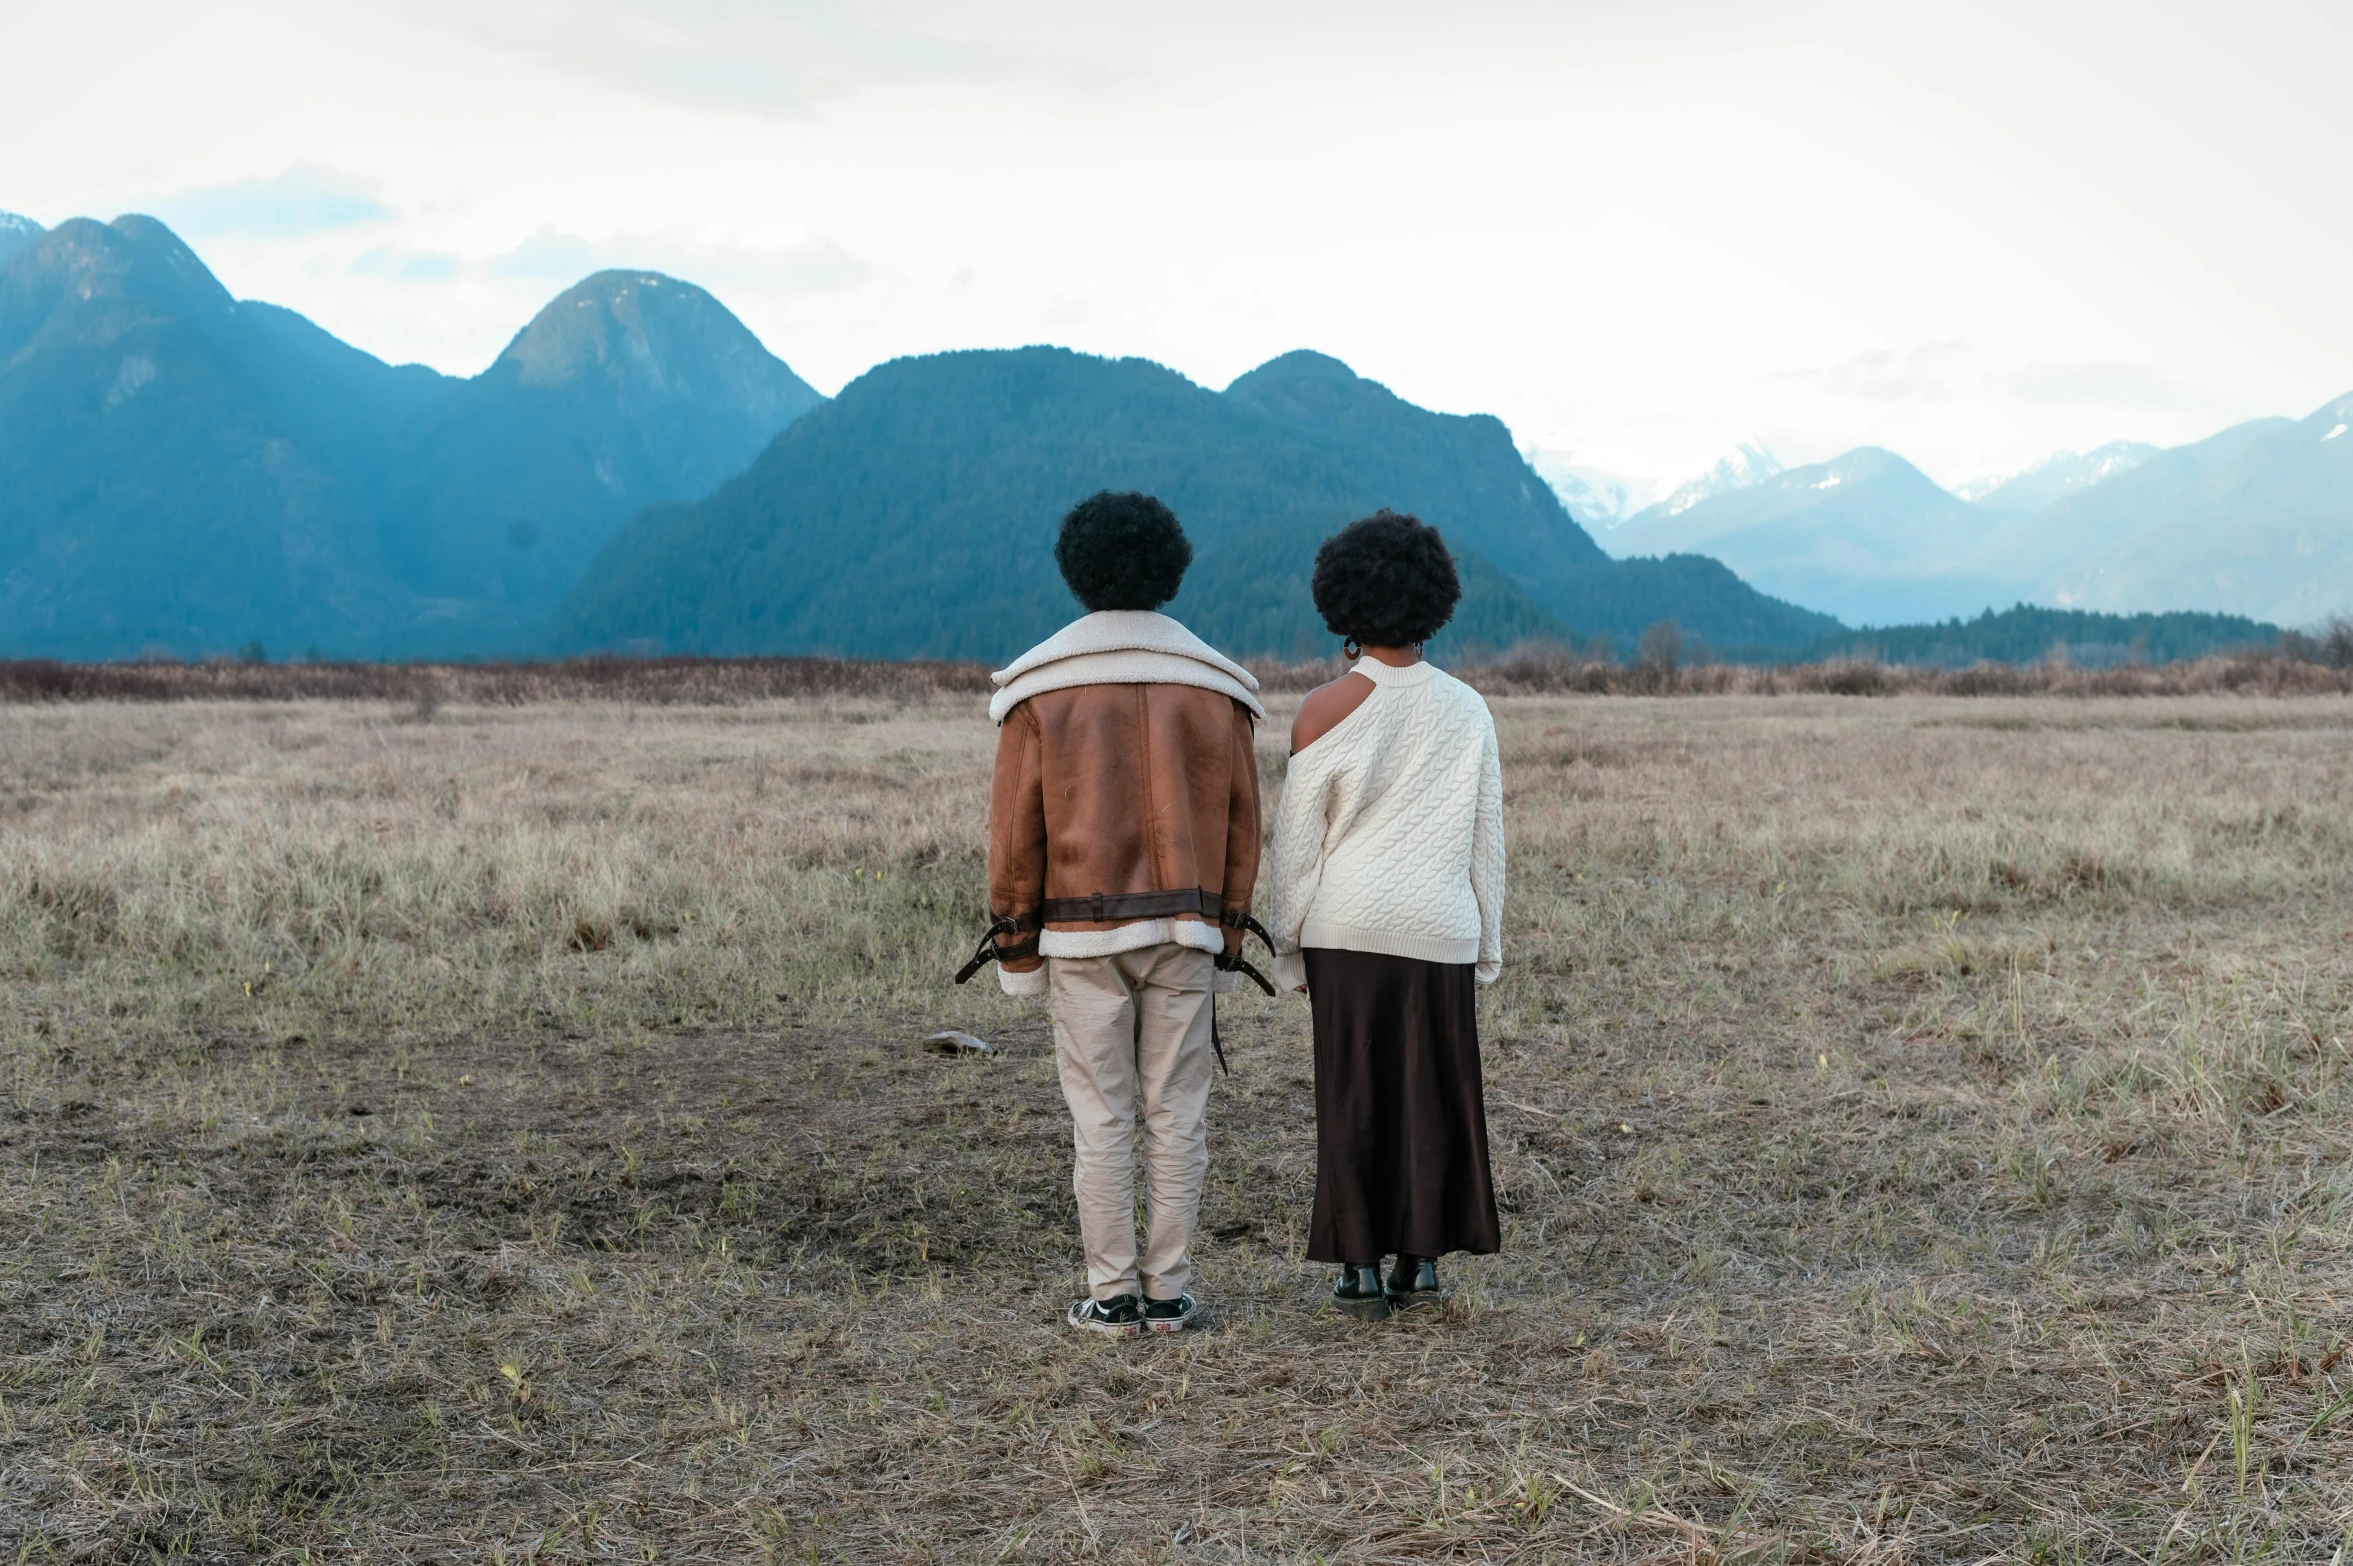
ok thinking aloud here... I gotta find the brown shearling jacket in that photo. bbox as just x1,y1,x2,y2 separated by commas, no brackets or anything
988,682,1262,972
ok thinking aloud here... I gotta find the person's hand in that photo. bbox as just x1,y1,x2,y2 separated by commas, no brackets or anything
1292,985,1308,994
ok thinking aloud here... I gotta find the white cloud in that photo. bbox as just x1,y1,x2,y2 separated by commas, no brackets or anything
149,163,396,238
2008,362,2195,411
1776,342,1977,404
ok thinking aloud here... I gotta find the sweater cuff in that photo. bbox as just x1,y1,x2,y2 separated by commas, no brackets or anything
1272,950,1307,993
998,963,1048,997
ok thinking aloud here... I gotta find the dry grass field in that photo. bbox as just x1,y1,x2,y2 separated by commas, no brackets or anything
4,687,2353,1562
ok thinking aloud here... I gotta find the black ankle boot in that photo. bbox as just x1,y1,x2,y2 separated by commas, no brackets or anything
1331,1262,1390,1319
1386,1255,1441,1308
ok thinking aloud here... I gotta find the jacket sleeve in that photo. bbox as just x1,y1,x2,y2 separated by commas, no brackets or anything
1219,702,1263,953
1266,741,1332,994
986,704,1049,997
1471,709,1505,984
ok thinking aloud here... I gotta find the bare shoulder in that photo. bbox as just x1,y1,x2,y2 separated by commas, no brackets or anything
1289,671,1376,756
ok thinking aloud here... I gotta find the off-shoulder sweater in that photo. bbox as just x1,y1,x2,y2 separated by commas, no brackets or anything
1266,657,1505,990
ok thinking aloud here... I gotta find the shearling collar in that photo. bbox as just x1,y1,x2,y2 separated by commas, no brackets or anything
988,611,1265,725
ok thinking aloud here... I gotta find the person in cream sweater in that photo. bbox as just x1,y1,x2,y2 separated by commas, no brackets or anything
1267,511,1504,1317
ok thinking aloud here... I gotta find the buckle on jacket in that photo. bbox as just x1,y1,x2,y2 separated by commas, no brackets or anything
953,912,1041,985
1218,906,1275,946
1212,907,1278,996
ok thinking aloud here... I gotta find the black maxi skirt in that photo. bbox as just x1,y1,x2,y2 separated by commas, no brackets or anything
1303,948,1501,1265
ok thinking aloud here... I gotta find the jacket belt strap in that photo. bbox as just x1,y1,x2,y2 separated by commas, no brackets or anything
1221,956,1277,996
1220,907,1275,948
955,900,1275,994
1039,887,1220,923
952,912,1042,985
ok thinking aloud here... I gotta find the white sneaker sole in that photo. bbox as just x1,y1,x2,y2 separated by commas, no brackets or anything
1065,1302,1143,1337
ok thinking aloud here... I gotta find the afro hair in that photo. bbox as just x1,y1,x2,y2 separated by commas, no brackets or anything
1310,510,1461,647
1055,491,1193,612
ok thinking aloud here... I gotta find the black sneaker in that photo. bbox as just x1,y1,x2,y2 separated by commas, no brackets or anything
1066,1294,1143,1336
1142,1294,1199,1333
1330,1263,1391,1320
1386,1255,1442,1309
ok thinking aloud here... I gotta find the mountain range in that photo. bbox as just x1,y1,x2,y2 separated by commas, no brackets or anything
1958,441,2158,511
0,207,2336,665
1525,441,1782,535
1522,451,1646,530
1592,406,2353,627
0,212,1839,663
1604,447,2012,625
549,347,1842,662
2036,403,2353,625
0,213,817,658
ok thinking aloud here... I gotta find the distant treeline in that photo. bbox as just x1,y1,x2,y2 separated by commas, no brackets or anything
1772,604,2279,669
0,656,992,706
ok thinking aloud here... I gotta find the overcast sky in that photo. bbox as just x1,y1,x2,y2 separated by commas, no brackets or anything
4,0,2348,494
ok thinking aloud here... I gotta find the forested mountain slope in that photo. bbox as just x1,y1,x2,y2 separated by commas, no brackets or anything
0,216,440,657
380,271,821,615
553,346,1840,662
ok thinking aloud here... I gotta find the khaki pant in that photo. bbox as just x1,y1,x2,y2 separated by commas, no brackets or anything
1048,943,1216,1302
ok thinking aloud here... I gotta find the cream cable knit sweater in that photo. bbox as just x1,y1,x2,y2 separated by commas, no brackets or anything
1267,658,1504,990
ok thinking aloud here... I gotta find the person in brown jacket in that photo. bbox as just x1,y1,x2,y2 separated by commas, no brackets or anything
971,491,1266,1336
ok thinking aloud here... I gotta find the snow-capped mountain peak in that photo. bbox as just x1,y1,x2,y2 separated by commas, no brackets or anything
1523,447,1652,529
1661,440,1782,516
1959,441,2159,511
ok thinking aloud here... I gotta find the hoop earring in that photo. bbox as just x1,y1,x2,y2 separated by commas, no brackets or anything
1343,638,1362,661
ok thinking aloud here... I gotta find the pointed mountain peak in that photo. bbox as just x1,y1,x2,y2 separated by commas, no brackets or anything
1823,446,1908,477
108,213,236,306
1225,349,1422,434
1961,441,2163,511
13,214,235,309
1227,348,1363,389
1770,448,1939,497
489,269,820,421
1660,440,1782,516
499,271,734,386
0,214,236,358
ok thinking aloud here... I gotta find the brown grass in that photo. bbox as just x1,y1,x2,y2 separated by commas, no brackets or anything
4,691,2352,1561
1461,645,2353,698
